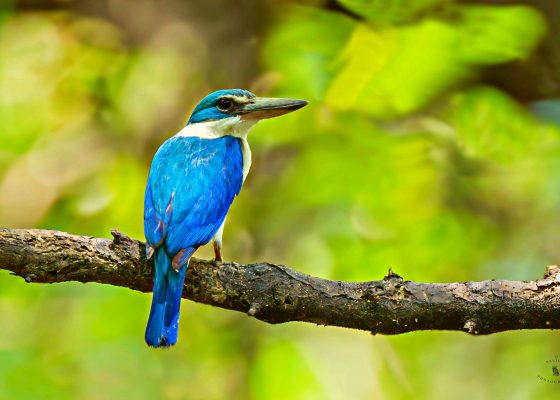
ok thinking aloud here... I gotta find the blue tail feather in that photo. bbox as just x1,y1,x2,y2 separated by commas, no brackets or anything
145,249,190,348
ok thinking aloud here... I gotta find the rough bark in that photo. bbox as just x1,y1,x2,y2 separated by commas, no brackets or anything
1,227,559,335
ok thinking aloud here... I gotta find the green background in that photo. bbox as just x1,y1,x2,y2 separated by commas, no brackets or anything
1,0,560,398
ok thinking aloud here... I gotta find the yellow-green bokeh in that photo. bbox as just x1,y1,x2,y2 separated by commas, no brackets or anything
1,1,559,399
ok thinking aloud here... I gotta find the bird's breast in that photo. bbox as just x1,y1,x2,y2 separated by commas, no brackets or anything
189,136,244,182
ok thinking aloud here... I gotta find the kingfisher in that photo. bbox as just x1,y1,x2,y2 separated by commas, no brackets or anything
143,89,307,348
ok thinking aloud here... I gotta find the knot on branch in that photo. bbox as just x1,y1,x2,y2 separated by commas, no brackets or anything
463,320,479,335
384,268,403,282
111,229,135,245
544,265,560,279
248,303,260,316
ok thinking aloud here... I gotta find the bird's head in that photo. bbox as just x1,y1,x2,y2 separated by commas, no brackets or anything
185,89,307,138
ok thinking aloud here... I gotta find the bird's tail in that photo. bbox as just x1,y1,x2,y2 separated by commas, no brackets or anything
145,248,189,348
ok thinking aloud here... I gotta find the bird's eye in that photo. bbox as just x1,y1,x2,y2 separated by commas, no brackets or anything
217,98,233,112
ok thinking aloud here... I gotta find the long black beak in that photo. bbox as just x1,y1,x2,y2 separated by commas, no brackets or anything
239,97,308,120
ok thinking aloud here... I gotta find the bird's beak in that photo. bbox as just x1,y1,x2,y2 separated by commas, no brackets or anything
239,97,308,120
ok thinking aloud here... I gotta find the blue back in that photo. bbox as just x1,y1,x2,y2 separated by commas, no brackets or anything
144,135,244,257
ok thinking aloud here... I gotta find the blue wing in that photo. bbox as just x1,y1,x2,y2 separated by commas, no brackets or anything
144,135,244,258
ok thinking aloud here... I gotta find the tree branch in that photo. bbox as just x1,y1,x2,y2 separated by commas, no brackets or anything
1,228,559,335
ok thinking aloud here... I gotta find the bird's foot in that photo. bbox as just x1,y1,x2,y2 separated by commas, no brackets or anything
213,241,223,265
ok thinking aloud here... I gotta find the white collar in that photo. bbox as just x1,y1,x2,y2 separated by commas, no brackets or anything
175,116,258,140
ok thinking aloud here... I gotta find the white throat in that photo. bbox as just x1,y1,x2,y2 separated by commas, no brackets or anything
176,116,257,140
175,116,257,181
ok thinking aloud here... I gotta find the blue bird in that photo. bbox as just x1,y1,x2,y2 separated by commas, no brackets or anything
144,89,307,347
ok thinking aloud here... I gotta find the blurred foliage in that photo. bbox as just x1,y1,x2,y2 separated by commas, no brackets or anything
1,0,560,399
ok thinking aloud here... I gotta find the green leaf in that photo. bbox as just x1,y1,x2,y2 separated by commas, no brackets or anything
450,86,560,164
262,6,355,100
325,20,468,117
457,5,547,64
337,0,453,23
